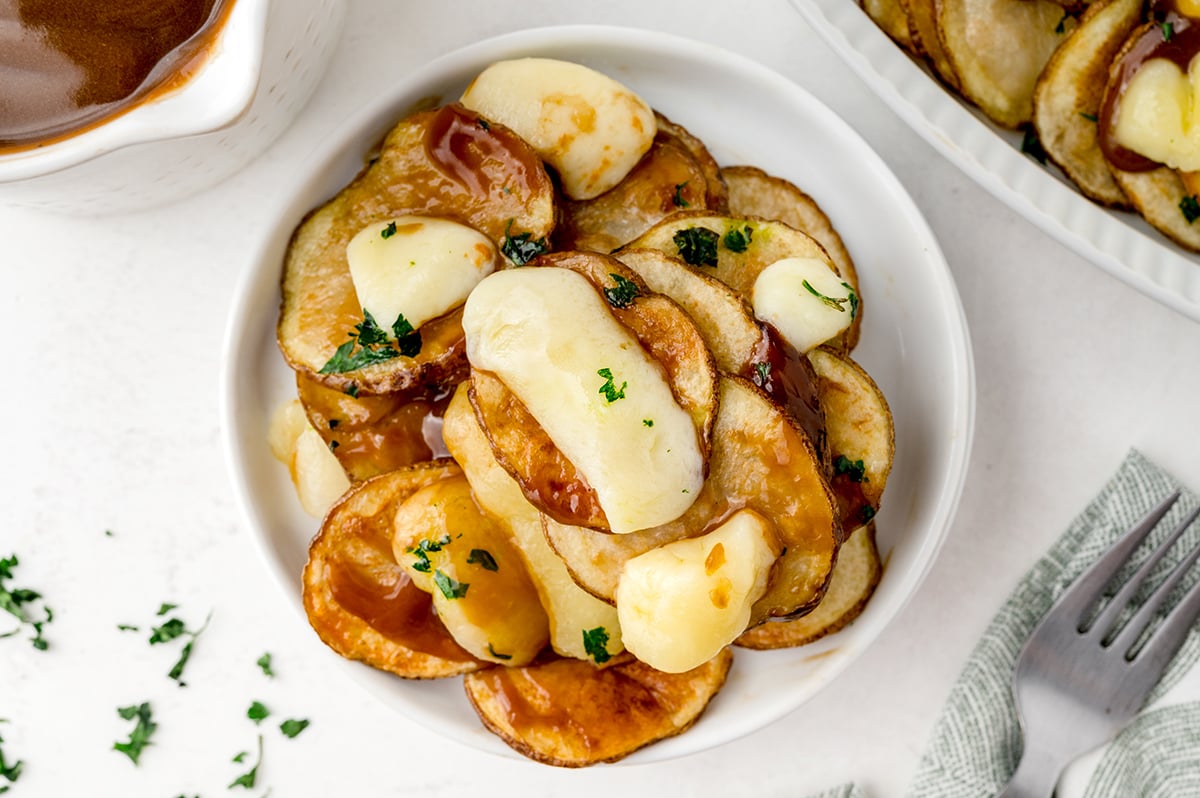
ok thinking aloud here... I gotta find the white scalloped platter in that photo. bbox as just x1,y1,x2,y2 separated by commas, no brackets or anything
790,0,1200,322
221,25,974,765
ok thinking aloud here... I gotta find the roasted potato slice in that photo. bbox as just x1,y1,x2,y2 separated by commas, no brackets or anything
469,251,718,532
555,114,728,254
1032,0,1139,208
302,461,482,679
296,372,449,482
1109,166,1200,252
935,0,1074,128
442,383,624,662
901,0,961,88
721,166,862,351
545,375,839,625
736,523,882,649
279,103,556,395
464,648,732,767
810,347,895,531
863,0,915,51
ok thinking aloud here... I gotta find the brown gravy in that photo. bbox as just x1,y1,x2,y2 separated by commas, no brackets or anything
0,0,234,151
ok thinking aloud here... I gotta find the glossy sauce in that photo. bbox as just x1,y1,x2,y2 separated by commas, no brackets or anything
744,325,826,455
425,103,542,199
1099,5,1200,172
0,0,234,150
486,665,599,750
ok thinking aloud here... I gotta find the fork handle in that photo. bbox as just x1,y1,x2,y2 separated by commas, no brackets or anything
995,744,1065,798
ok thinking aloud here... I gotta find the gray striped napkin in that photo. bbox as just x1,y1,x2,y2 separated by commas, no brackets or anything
806,450,1200,798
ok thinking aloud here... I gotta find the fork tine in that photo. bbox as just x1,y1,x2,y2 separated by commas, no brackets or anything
1116,532,1200,662
1057,491,1181,627
1093,502,1200,642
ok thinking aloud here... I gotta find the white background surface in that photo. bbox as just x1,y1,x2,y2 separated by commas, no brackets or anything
3,1,1199,796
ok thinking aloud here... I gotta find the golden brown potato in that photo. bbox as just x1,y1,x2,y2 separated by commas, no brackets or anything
278,103,556,396
302,462,483,679
1032,0,1139,208
721,166,862,351
555,114,728,253
900,0,961,88
464,649,732,767
469,251,718,532
545,376,840,625
863,0,915,51
296,371,449,482
736,523,882,649
935,0,1074,128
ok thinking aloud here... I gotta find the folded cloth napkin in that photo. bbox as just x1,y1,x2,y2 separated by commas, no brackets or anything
807,449,1200,798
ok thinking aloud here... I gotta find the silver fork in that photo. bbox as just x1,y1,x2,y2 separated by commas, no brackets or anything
997,490,1200,798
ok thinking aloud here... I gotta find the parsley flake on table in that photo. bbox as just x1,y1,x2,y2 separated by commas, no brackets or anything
157,602,178,616
141,606,211,686
467,549,498,572
229,734,262,789
723,224,753,253
0,721,22,792
279,719,310,739
248,701,270,725
602,273,641,308
582,626,612,664
500,219,549,265
597,367,627,403
113,703,156,765
672,226,719,267
0,554,53,651
256,652,275,678
433,570,469,600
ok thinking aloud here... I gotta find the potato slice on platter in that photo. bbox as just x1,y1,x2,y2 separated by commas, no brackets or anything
278,103,556,396
810,347,895,531
302,461,483,679
464,649,732,767
555,114,728,254
862,0,915,52
736,523,882,649
468,251,718,532
1032,0,1140,208
935,0,1074,128
720,166,862,351
900,0,961,89
545,375,840,625
1109,166,1200,252
296,371,450,482
441,383,624,662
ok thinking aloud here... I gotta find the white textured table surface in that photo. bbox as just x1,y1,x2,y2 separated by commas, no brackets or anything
4,2,1200,796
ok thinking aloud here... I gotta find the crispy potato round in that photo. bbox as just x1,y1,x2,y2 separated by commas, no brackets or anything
1032,0,1139,208
545,375,840,625
469,251,718,532
555,113,728,254
736,523,882,649
302,461,482,679
464,649,732,767
901,0,961,88
279,103,556,395
721,166,862,351
863,0,915,51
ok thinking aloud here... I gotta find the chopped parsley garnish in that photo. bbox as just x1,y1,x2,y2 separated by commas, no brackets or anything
834,455,868,483
672,226,720,267
602,273,641,308
113,703,156,765
345,384,360,398
0,722,22,791
328,419,340,429
753,361,771,388
319,309,422,373
582,626,612,664
247,701,270,725
843,282,860,319
802,280,854,313
229,734,262,789
391,313,422,358
380,221,398,239
256,652,275,678
408,535,451,573
643,419,654,427
1055,11,1070,33
279,719,310,739
673,181,690,208
1162,20,1175,41
1079,112,1098,122
723,225,753,253
467,549,498,572
487,643,512,661
476,117,491,130
501,219,549,265
860,505,877,523
328,440,340,451
0,555,52,651
433,570,469,600
1181,195,1200,224
597,368,627,403
1020,125,1048,165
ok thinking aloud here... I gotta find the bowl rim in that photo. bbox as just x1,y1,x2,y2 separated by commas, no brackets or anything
0,0,269,182
219,21,976,764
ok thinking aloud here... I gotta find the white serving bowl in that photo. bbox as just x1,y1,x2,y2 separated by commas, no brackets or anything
221,25,975,765
0,0,346,215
